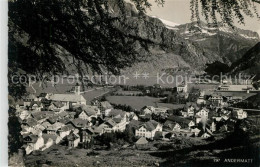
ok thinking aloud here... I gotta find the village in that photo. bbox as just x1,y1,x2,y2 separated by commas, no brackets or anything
14,75,260,159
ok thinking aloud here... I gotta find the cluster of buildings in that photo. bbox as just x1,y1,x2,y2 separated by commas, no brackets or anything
16,86,138,154
16,83,250,155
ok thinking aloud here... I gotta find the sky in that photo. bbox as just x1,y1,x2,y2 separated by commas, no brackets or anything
145,0,260,36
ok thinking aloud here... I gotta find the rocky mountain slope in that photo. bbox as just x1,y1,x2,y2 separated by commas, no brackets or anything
108,1,260,74
229,42,260,79
174,22,259,64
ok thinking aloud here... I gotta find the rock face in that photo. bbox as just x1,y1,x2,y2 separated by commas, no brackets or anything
174,22,259,64
229,42,260,78
108,1,260,74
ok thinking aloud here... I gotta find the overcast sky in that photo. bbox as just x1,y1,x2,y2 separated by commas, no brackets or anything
145,0,260,36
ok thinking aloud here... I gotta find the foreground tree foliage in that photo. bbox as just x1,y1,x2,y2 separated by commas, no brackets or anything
191,0,260,27
8,0,260,97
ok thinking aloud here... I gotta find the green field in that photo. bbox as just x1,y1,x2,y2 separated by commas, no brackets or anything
107,96,181,110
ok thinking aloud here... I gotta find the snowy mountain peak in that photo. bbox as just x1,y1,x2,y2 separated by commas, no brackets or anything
150,16,180,30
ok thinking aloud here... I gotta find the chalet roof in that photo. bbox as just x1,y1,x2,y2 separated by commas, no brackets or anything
30,101,42,107
23,118,37,127
198,128,213,137
100,101,113,109
69,118,89,128
41,121,52,129
59,124,75,131
109,109,126,118
49,94,86,102
31,111,54,120
135,137,148,145
105,119,117,127
42,134,59,141
46,122,64,131
164,120,180,129
58,117,71,124
128,120,142,128
57,111,69,118
140,120,159,131
51,101,64,108
47,115,59,124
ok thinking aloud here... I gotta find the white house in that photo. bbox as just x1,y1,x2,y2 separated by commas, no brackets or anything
135,120,162,139
233,109,247,119
196,108,209,118
23,134,44,155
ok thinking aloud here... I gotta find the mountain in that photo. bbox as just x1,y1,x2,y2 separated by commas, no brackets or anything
108,1,260,74
229,42,260,79
10,0,260,76
171,22,259,64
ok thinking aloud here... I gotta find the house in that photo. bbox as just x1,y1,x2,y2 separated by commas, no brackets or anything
80,128,94,143
163,120,181,132
49,93,86,110
31,111,51,123
46,115,59,124
196,108,209,118
23,134,44,155
141,106,154,115
41,136,54,151
66,132,80,148
135,120,162,139
46,122,65,134
97,101,113,116
97,115,128,133
58,124,75,138
42,134,62,145
41,121,52,130
141,106,169,115
128,112,138,121
74,105,100,122
24,94,38,107
19,110,31,120
30,101,43,111
22,118,38,131
167,116,195,129
184,102,199,117
135,137,148,145
207,120,216,132
135,137,149,149
233,109,247,119
191,127,201,137
67,118,89,129
209,93,223,105
198,128,213,138
48,101,65,111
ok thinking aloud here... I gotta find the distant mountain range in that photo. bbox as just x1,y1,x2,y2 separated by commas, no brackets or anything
109,1,260,74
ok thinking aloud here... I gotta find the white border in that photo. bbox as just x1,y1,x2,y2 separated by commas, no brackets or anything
0,0,9,166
